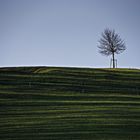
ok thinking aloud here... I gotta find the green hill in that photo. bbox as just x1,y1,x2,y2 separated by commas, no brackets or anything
0,67,140,140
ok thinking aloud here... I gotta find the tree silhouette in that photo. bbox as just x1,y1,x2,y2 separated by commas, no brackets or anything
98,28,126,68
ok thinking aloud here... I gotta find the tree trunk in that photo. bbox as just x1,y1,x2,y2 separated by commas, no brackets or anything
112,52,115,68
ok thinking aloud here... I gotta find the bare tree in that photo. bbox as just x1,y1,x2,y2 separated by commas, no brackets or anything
98,28,126,68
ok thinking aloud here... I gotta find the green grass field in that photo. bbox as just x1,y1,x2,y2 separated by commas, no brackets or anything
0,67,140,140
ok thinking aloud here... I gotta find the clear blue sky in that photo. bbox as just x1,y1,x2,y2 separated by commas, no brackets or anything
0,0,140,68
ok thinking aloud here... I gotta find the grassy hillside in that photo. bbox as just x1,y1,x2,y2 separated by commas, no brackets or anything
0,67,140,140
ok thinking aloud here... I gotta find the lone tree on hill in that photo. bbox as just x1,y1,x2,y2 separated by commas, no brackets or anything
98,28,126,68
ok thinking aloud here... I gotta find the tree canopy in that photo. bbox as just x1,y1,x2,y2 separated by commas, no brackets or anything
98,28,126,68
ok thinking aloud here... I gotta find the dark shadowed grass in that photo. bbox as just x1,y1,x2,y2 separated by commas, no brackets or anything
0,67,140,140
